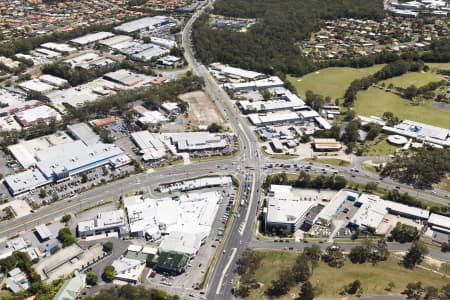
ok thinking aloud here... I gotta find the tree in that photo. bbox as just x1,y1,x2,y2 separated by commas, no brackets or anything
403,241,428,269
102,266,115,282
441,242,450,252
390,222,419,243
39,189,47,198
57,228,76,247
61,214,71,223
347,280,361,295
371,238,389,264
291,253,311,283
103,241,113,253
386,281,395,292
303,245,322,269
404,281,424,299
424,286,439,300
296,281,315,300
364,181,378,192
86,271,98,286
348,246,370,264
323,244,345,268
81,173,88,183
404,84,418,99
440,284,450,300
267,268,294,297
207,122,223,133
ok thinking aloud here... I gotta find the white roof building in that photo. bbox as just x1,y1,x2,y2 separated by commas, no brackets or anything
39,74,68,87
67,123,100,146
248,111,301,126
164,132,229,152
209,63,265,81
159,231,203,257
70,32,115,45
131,131,166,161
15,105,61,127
18,79,55,94
35,224,52,241
225,76,284,91
317,190,360,223
428,213,450,233
383,120,450,147
40,42,76,53
77,209,126,237
103,69,154,87
98,35,133,47
4,169,51,196
114,16,170,33
150,37,177,49
111,257,144,284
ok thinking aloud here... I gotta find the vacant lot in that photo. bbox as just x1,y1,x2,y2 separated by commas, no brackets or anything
288,65,383,99
247,250,449,300
178,90,227,130
355,87,450,129
380,71,443,89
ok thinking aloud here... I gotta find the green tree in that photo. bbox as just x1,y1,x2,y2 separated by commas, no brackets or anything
39,189,47,198
296,280,315,300
303,244,322,269
267,268,294,297
57,228,76,247
390,222,419,243
347,280,361,295
404,84,418,99
61,214,71,223
404,281,424,299
103,241,113,253
81,173,88,183
323,244,345,268
403,241,428,269
86,271,98,286
291,253,311,283
348,246,370,264
207,122,223,133
102,266,115,282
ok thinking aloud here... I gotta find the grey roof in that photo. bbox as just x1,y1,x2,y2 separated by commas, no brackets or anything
67,123,100,146
35,224,52,240
114,16,170,33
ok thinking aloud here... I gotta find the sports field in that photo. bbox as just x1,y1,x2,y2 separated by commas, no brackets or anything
247,250,449,300
354,87,450,129
287,65,384,99
380,71,443,89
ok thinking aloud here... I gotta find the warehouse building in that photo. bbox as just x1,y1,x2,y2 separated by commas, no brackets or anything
98,35,133,47
15,105,61,127
131,131,167,161
40,42,76,54
209,63,266,81
67,123,100,146
35,224,52,242
77,209,127,237
225,76,284,91
248,111,301,126
70,32,114,45
18,79,55,94
103,69,154,87
4,169,50,196
114,16,171,33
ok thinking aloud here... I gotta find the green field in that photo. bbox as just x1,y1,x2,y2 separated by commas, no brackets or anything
380,72,444,89
287,65,384,99
247,250,449,300
354,87,450,129
306,158,350,166
426,62,450,70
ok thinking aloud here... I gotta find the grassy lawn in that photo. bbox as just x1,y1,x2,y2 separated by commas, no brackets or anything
362,161,381,174
287,65,384,99
435,177,450,193
362,136,400,156
355,88,450,129
380,71,443,89
426,62,450,70
306,158,350,167
262,148,299,160
247,250,450,300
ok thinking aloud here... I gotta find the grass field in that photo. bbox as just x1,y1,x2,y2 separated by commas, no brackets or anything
354,87,450,129
426,62,450,70
362,136,399,156
380,72,443,89
247,250,450,300
436,177,450,193
287,65,384,99
306,158,350,167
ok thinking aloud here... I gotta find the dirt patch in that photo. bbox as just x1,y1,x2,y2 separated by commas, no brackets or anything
432,101,450,111
178,90,228,130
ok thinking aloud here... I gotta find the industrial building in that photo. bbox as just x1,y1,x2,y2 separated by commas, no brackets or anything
98,35,133,47
248,111,301,126
114,16,171,33
159,231,203,257
4,169,50,196
131,131,167,161
70,32,114,45
161,102,181,114
209,63,266,81
238,88,305,113
35,224,52,242
64,52,116,70
15,105,61,127
40,42,76,54
111,257,145,284
77,210,127,237
133,105,169,125
225,76,285,91
164,132,229,152
103,69,154,87
67,123,100,146
18,79,55,94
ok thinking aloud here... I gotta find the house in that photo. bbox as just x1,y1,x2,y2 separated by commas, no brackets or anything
53,270,86,300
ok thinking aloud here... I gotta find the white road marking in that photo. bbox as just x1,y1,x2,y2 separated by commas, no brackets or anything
215,247,237,295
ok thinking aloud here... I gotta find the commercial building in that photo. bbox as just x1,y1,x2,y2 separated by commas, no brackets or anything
157,55,182,66
53,270,85,300
248,111,301,126
77,209,127,237
114,16,171,33
383,120,450,148
161,102,181,114
111,257,145,284
4,169,50,196
64,53,116,70
131,45,170,61
133,105,169,125
70,32,114,45
312,138,342,151
98,35,133,47
159,176,233,193
38,74,68,87
316,189,360,224
15,105,61,127
164,132,229,152
155,251,189,275
209,63,266,81
238,88,305,113
427,213,450,233
0,100,42,117
159,231,203,257
150,37,177,49
225,76,284,91
35,224,52,242
131,131,167,161
265,197,314,233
